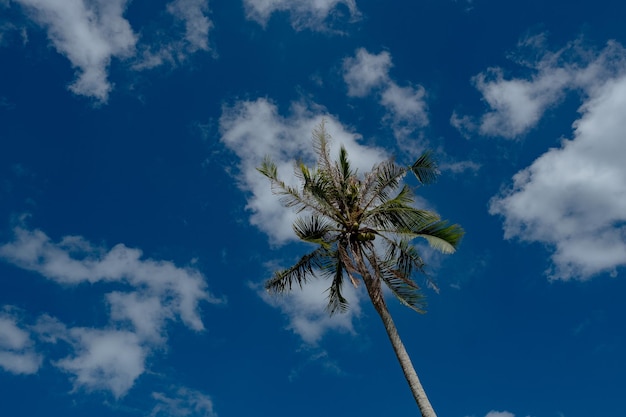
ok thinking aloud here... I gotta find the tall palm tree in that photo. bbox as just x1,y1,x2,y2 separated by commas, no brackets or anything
258,121,463,417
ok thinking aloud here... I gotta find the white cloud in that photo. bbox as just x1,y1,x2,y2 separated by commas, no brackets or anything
134,0,213,70
257,276,362,344
151,387,216,417
343,48,429,146
485,412,515,417
380,83,428,142
457,39,626,139
490,71,626,280
56,328,146,398
0,227,223,396
343,48,392,97
15,0,136,101
243,0,359,31
167,0,212,53
0,227,220,330
474,66,569,138
219,97,388,245
0,311,42,374
219,98,387,343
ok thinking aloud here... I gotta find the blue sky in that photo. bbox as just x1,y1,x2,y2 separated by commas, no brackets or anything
1,1,625,416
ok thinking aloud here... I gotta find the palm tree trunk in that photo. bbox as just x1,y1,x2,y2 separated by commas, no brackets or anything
362,275,438,417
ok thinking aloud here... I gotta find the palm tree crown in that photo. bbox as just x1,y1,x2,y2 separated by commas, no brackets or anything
258,121,463,417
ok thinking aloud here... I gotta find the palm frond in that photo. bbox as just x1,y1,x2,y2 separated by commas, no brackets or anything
265,247,328,293
380,265,427,313
411,151,439,185
365,203,441,233
325,254,350,316
409,220,464,254
293,215,335,247
360,242,426,313
361,159,409,210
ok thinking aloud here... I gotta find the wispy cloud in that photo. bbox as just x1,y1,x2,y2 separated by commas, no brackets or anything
243,0,360,31
15,0,137,101
14,0,214,100
150,386,216,417
343,48,429,150
488,40,626,280
0,227,223,397
0,309,42,375
455,36,626,138
485,412,516,417
134,0,214,70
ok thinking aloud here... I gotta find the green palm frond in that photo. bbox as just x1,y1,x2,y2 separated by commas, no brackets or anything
411,151,439,185
380,265,427,313
361,159,409,209
361,242,426,313
265,247,327,293
260,121,464,319
325,254,349,316
366,204,441,233
384,237,426,277
408,220,464,254
293,215,335,247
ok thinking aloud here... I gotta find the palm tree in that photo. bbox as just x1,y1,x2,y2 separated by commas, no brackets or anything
258,121,463,417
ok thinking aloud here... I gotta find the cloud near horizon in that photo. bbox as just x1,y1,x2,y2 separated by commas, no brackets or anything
0,226,223,397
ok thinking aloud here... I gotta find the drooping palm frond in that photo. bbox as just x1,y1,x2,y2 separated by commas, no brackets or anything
265,247,328,293
360,242,426,313
403,219,464,254
379,264,427,313
324,253,349,316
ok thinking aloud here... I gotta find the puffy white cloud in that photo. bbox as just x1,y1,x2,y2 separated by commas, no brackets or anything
55,328,146,398
0,227,223,396
0,312,42,374
490,72,626,280
219,97,388,244
0,227,220,330
343,48,392,97
474,65,570,138
458,39,626,139
15,0,136,101
243,0,359,31
380,83,428,142
151,387,216,417
343,48,429,146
